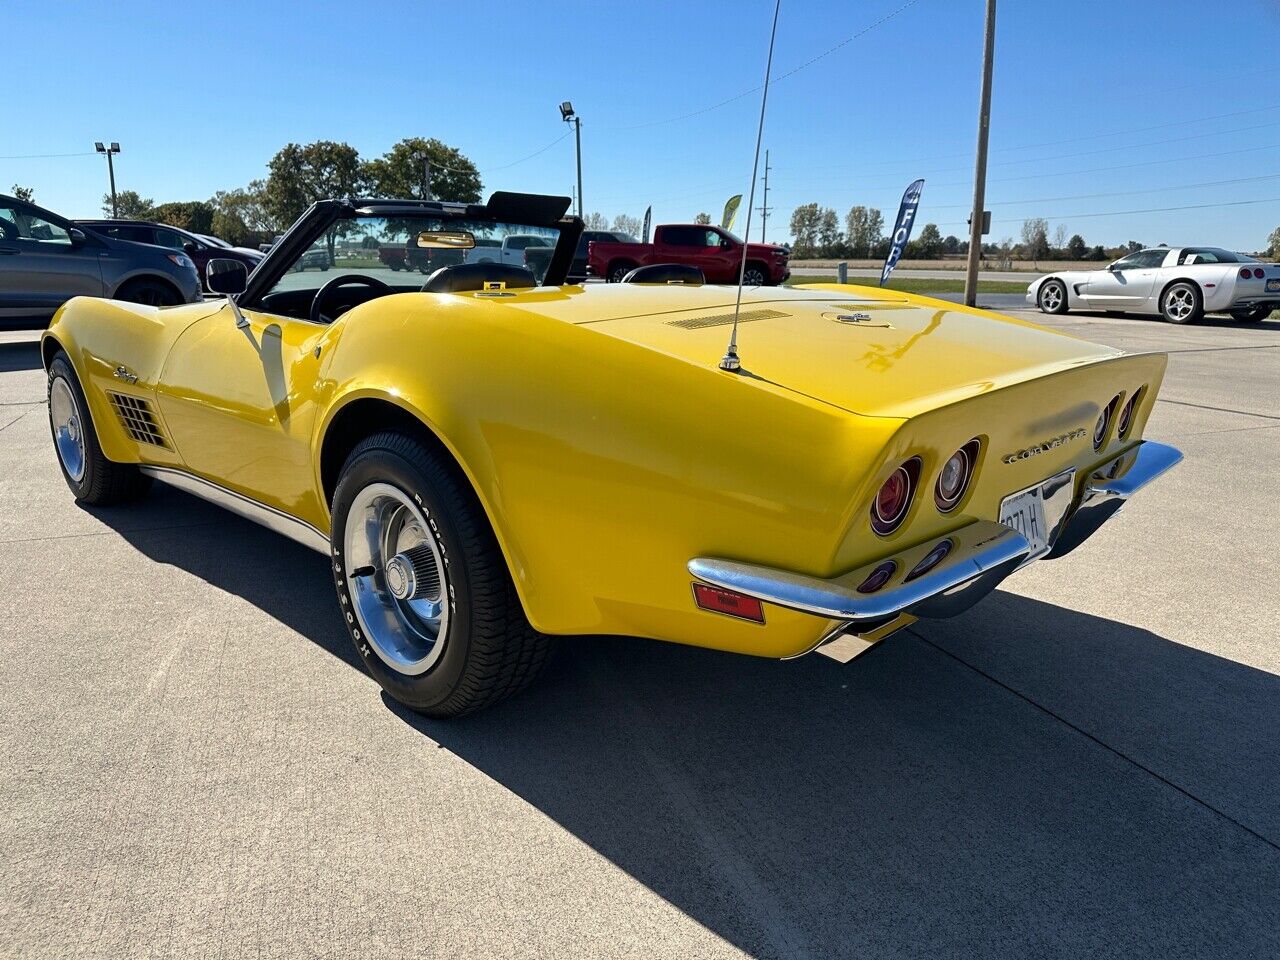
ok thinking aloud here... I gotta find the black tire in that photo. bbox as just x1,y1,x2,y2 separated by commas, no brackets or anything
47,353,151,505
330,430,552,717
1160,281,1202,324
388,262,401,272
1037,279,1069,314
114,277,181,307
743,262,768,286
607,261,636,283
1230,304,1273,323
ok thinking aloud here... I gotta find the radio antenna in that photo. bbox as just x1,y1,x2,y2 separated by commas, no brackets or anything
720,0,782,373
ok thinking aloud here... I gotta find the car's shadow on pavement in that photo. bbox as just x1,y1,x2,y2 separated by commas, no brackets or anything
0,340,42,373
103,487,1280,959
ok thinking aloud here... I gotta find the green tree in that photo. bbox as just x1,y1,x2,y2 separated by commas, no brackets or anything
361,137,481,203
844,205,884,257
10,184,34,202
788,203,822,257
1267,226,1280,258
816,207,840,254
265,141,366,258
152,201,214,235
1066,234,1088,259
1089,245,1108,261
211,180,275,234
104,190,154,219
693,212,711,225
914,223,944,258
584,211,608,229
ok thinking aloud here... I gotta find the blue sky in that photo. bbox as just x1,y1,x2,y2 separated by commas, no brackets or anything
4,0,1279,250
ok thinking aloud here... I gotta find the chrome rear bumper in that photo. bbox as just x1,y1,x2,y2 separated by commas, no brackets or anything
688,440,1182,655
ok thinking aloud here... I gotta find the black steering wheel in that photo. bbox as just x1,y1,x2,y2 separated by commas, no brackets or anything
310,274,394,325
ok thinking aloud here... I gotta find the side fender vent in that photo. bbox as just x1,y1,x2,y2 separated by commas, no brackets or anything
667,308,788,330
107,392,167,448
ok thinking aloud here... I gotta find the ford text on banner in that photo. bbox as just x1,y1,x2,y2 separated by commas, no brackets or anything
880,179,925,285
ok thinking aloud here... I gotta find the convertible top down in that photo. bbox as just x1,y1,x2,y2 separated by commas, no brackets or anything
42,192,1182,715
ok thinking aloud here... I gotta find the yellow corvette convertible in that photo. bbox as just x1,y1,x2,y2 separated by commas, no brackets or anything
42,192,1181,716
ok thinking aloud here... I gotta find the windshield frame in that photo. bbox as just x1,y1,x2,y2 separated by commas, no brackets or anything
239,194,581,315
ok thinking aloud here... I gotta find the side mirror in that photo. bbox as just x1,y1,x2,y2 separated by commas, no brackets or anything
206,258,248,295
69,227,88,245
183,240,199,254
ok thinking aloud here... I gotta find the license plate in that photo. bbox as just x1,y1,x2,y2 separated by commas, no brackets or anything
1000,487,1050,560
1267,279,1280,292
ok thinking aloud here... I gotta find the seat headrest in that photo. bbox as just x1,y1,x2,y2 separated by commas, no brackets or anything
422,262,537,294
621,263,705,286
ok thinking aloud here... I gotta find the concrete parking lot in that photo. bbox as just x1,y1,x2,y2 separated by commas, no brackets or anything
1,304,1278,959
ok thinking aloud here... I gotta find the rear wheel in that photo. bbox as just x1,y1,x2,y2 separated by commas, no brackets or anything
1230,304,1273,323
1037,279,1068,314
1161,281,1202,324
47,353,151,504
330,431,553,717
608,261,636,283
115,278,180,307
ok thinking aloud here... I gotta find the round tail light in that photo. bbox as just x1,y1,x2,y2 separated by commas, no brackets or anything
1117,387,1144,439
1240,267,1252,279
905,539,953,583
870,457,920,536
1094,395,1121,450
1255,267,1267,279
857,560,897,594
935,438,980,512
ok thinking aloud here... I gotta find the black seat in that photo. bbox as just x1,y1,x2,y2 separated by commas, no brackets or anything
621,263,705,286
421,262,537,294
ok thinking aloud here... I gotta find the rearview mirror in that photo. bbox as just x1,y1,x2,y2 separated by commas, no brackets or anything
206,258,248,295
416,230,475,249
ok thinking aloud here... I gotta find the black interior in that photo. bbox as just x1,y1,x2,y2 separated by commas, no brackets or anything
259,283,419,322
422,262,537,294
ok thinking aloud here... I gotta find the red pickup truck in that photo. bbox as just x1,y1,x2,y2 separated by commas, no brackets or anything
588,224,790,285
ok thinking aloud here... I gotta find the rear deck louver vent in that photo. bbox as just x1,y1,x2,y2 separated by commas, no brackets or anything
667,308,788,330
107,392,167,447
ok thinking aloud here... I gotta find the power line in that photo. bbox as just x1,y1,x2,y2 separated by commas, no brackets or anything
0,151,96,160
929,195,1280,230
921,173,1280,211
613,0,926,130
424,131,572,177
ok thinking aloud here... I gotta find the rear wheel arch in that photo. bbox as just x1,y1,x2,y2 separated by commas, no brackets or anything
318,394,537,624
1158,276,1201,304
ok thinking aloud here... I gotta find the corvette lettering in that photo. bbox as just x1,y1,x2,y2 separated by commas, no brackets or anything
1002,428,1087,464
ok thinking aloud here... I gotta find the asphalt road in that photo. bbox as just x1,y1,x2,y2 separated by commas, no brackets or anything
2,306,1279,959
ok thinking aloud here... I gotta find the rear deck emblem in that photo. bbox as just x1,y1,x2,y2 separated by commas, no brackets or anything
1002,428,1087,464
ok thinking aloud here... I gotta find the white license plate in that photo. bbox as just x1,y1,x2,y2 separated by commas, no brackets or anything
1000,486,1050,560
1267,279,1280,292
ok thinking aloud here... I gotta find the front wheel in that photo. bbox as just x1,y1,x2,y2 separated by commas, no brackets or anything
1037,279,1068,314
742,263,768,286
115,278,180,307
330,431,553,717
1230,304,1273,323
1161,281,1202,324
47,353,151,504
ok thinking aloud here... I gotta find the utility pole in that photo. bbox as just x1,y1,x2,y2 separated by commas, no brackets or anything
94,142,120,217
963,0,996,308
559,102,584,219
756,149,772,242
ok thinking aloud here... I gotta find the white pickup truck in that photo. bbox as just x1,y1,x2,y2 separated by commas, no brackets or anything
465,234,554,267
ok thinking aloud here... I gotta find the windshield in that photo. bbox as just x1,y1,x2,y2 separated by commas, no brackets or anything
265,215,563,299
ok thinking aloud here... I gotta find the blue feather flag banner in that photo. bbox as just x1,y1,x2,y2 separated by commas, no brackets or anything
880,179,925,286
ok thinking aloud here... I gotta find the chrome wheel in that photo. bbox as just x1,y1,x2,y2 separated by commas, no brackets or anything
1164,286,1196,322
743,266,766,286
49,376,86,482
343,482,451,676
1039,281,1064,313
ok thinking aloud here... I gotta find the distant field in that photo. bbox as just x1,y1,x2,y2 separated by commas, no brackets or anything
785,276,1029,295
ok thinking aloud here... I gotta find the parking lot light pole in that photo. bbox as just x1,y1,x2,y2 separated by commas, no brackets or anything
95,141,120,218
964,0,996,308
559,102,583,219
